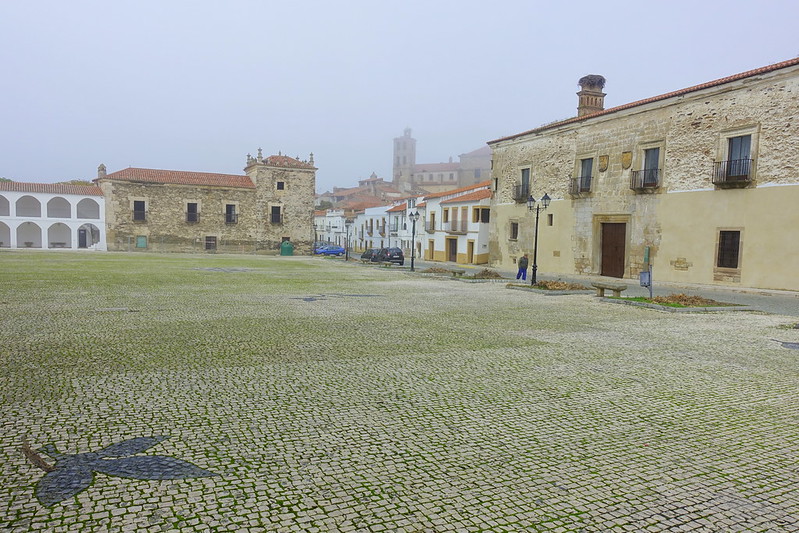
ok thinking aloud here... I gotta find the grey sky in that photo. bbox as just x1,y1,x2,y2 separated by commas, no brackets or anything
1,0,797,193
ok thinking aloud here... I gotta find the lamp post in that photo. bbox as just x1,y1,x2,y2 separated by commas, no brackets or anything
344,218,352,261
409,210,420,272
526,193,551,285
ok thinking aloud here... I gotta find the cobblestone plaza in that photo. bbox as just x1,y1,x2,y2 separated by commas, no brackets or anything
2,253,798,532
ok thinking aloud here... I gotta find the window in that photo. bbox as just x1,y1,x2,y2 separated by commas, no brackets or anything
205,236,217,250
515,168,530,201
480,208,490,223
443,209,449,223
717,230,741,269
133,200,146,221
727,135,752,178
510,222,519,240
135,235,147,248
271,205,282,224
225,204,237,224
547,214,553,226
276,181,285,190
186,202,199,223
643,148,660,186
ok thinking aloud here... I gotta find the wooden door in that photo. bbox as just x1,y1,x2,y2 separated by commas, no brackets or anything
447,238,457,262
601,223,626,278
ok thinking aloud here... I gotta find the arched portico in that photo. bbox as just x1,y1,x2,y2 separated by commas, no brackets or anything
16,195,41,217
0,195,9,216
48,223,72,248
17,221,42,248
78,223,101,248
0,221,10,247
47,197,72,218
77,198,100,219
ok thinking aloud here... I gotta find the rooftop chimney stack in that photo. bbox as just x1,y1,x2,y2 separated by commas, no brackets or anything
577,75,606,117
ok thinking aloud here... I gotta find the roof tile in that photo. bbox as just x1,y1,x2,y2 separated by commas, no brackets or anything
0,181,103,196
98,168,255,188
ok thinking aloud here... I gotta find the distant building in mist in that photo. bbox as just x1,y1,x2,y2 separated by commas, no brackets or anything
392,128,491,193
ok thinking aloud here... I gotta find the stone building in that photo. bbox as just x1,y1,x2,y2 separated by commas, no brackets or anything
488,58,799,291
96,151,316,254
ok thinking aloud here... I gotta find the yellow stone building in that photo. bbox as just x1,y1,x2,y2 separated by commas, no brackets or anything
488,58,799,291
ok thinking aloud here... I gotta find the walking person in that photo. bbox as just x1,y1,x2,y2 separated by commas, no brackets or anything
516,253,529,281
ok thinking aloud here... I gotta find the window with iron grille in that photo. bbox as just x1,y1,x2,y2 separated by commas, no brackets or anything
186,202,199,223
133,200,146,221
225,204,237,224
270,206,282,224
205,236,217,250
717,230,740,269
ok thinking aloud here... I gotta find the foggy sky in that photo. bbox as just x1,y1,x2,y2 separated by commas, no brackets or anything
1,0,797,193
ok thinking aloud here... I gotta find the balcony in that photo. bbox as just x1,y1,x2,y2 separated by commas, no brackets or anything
186,212,200,223
630,169,660,191
713,159,753,188
425,222,436,234
389,223,399,236
569,176,592,196
513,184,530,203
133,210,147,222
225,213,238,224
270,213,283,224
444,220,468,234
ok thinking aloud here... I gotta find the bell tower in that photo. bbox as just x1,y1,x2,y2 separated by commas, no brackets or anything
392,128,416,191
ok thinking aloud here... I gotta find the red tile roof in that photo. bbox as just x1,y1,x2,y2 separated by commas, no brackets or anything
423,180,492,199
264,155,316,170
416,201,427,208
0,181,103,196
490,57,799,144
387,203,407,213
98,168,255,188
441,188,492,204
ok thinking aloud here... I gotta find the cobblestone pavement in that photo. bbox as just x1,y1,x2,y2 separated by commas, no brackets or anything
2,252,799,532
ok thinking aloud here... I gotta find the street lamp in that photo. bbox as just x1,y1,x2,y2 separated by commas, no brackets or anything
409,210,420,272
345,218,352,261
526,193,551,285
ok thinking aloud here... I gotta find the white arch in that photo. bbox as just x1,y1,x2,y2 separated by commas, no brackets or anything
76,198,100,219
17,221,42,248
0,221,10,247
0,194,9,216
47,197,72,218
16,195,41,217
48,222,72,248
77,223,101,248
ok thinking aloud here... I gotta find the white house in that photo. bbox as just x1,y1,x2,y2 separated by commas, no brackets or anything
0,182,106,251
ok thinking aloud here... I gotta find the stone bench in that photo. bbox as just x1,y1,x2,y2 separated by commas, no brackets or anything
451,269,466,277
50,242,67,248
591,282,628,297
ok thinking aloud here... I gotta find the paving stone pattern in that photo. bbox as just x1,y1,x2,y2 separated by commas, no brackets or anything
1,252,798,532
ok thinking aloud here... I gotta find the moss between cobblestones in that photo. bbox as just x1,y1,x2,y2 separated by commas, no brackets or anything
3,251,799,531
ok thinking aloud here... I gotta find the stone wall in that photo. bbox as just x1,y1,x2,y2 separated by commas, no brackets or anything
488,64,799,291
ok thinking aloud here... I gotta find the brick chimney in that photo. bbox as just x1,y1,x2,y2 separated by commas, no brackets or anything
577,75,606,117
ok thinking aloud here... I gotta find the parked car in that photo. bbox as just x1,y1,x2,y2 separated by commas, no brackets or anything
375,247,404,265
360,248,379,262
316,244,345,256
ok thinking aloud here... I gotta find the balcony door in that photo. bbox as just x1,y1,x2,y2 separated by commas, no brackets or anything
601,223,626,278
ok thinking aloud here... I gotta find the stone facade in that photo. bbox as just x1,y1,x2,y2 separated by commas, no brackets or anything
488,58,799,291
97,152,316,254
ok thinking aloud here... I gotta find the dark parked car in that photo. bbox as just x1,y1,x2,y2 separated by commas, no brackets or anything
360,248,379,262
375,247,404,265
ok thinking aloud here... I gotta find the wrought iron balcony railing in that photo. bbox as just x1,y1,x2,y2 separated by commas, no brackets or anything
270,213,283,224
133,210,147,222
186,212,200,223
513,184,530,203
225,213,238,224
569,176,592,195
425,222,436,234
713,159,753,187
630,169,660,191
444,220,468,234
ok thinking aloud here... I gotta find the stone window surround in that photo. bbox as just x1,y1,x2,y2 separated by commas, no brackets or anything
184,199,201,213
714,226,744,281
131,197,148,222
716,124,760,180
509,219,519,241
632,140,666,175
574,152,597,179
